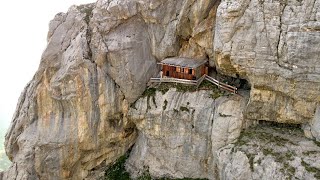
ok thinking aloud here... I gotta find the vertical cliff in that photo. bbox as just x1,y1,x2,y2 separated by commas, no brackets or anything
214,0,320,124
1,0,320,179
3,5,138,179
2,0,221,179
125,89,248,179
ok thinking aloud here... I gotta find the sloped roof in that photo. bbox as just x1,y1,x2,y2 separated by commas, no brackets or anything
160,57,207,68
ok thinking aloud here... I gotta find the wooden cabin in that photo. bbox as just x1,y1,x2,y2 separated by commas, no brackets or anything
159,57,208,80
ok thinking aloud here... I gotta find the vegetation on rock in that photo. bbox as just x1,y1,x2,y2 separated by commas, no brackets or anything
77,3,94,24
228,123,320,179
144,80,228,99
105,152,208,180
105,153,131,180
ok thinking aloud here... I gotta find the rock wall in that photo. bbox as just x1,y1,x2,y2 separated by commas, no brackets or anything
125,89,248,179
2,0,222,179
3,5,138,180
214,0,320,124
2,0,320,179
217,125,320,180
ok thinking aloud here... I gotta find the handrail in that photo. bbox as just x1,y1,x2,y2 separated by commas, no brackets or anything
149,75,238,94
196,75,206,88
205,75,219,83
150,77,198,85
204,75,237,94
205,76,219,86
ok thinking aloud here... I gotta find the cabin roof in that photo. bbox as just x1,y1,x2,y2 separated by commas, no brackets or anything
160,57,207,69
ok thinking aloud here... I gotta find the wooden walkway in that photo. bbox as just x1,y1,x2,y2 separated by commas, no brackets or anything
149,75,237,94
149,77,198,85
204,75,237,93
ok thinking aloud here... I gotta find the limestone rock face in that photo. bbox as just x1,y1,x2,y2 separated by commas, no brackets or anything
216,125,320,180
2,0,222,179
214,0,320,123
3,5,137,180
310,106,320,141
91,0,220,62
2,0,320,179
125,89,248,179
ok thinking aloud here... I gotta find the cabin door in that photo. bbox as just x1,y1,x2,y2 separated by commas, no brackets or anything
166,71,169,76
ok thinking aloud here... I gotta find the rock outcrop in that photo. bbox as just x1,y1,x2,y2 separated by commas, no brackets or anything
214,0,320,124
3,5,138,180
125,89,248,179
217,124,320,180
2,0,222,179
2,0,320,179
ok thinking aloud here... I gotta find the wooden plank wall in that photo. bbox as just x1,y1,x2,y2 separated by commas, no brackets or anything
200,65,208,77
162,64,201,80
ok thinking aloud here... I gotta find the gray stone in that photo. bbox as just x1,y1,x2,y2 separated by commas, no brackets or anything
3,0,221,178
3,0,320,179
214,0,320,123
3,5,137,180
126,89,248,179
217,125,320,180
310,106,320,141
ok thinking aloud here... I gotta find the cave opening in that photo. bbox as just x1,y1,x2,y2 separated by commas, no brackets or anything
207,66,251,91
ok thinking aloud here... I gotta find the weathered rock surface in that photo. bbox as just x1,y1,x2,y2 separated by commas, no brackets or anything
217,124,320,180
2,0,222,179
3,5,138,180
2,0,320,179
125,88,248,179
310,106,320,141
214,0,320,124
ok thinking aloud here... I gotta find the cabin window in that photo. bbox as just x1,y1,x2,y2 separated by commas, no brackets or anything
189,69,192,74
166,71,169,76
184,68,188,74
176,66,180,73
181,68,184,73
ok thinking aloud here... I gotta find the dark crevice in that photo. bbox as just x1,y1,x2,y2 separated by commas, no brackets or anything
257,120,301,129
88,64,101,142
276,2,287,63
208,66,251,90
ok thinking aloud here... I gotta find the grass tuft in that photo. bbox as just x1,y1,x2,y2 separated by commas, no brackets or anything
77,4,94,24
163,100,168,110
180,106,190,112
105,153,130,180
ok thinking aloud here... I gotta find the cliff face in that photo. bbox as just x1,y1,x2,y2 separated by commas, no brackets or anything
214,0,320,124
126,89,248,179
3,1,220,179
2,0,320,179
217,125,320,180
3,5,137,179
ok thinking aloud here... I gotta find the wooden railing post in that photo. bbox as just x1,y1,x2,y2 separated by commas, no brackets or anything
149,75,238,94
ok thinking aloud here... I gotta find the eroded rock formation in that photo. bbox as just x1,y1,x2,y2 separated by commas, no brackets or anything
3,5,137,180
125,89,248,179
1,0,320,179
2,0,221,179
217,124,320,180
214,0,320,124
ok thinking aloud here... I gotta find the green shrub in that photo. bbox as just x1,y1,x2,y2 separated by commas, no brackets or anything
163,100,168,110
77,4,94,24
180,106,189,112
105,154,130,180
